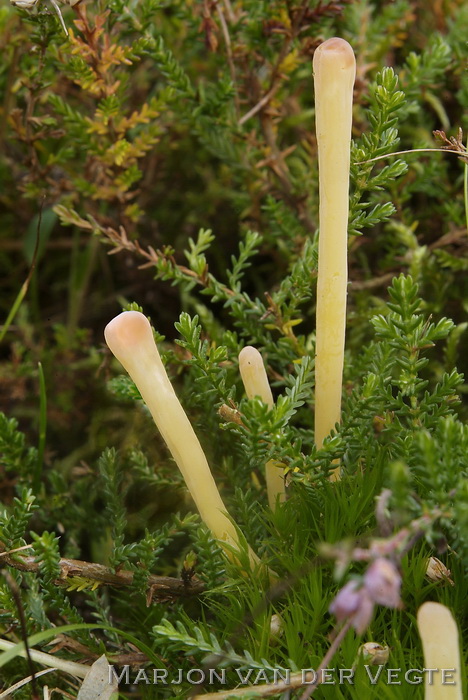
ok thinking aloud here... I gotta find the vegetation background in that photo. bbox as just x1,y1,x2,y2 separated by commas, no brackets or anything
0,0,467,697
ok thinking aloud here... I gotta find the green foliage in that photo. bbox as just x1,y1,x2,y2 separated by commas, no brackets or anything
371,275,458,403
0,415,38,477
0,487,38,549
152,618,278,671
190,525,226,588
30,530,61,584
98,448,132,569
350,68,408,236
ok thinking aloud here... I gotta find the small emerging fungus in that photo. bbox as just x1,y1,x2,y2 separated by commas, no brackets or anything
417,602,463,699
239,346,286,510
358,642,390,666
313,38,356,480
425,556,455,586
105,311,259,570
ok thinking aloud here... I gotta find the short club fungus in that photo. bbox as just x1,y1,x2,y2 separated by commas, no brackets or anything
238,346,285,510
105,311,260,570
417,602,463,699
313,38,356,480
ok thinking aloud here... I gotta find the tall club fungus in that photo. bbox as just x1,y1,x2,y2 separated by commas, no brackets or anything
417,602,463,699
105,311,260,571
313,38,356,480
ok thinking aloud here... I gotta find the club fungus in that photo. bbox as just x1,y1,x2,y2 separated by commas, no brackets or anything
417,601,463,699
313,38,356,480
105,311,259,570
238,346,285,510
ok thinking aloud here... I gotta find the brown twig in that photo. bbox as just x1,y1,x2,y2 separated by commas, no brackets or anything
0,667,57,699
349,272,395,291
428,227,467,250
239,0,310,128
2,570,39,699
238,85,281,127
237,0,317,233
221,0,236,24
95,221,237,300
0,542,204,601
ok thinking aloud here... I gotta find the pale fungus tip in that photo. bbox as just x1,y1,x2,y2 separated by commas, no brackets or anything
104,311,154,356
239,345,263,367
313,37,355,71
417,600,455,628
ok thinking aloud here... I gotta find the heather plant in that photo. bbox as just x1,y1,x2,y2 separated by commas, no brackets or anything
0,0,467,698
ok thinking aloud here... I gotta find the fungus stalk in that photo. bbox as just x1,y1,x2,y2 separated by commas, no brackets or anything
105,311,259,570
417,602,463,699
313,38,356,480
239,346,285,510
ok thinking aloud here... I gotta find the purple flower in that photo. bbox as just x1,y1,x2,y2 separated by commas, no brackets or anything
329,580,374,634
364,558,402,608
330,558,402,634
